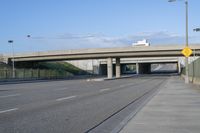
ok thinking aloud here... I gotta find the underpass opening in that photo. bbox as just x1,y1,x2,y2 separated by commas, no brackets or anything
99,64,136,76
122,64,136,74
138,63,151,74
151,63,178,74
90,57,181,77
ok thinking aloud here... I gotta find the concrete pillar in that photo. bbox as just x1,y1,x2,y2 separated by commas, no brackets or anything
107,58,113,79
116,58,121,78
136,63,139,74
178,61,181,74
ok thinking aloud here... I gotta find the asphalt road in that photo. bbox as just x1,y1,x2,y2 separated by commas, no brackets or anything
0,76,169,133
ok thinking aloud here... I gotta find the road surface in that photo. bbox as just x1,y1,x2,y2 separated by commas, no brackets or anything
0,76,169,133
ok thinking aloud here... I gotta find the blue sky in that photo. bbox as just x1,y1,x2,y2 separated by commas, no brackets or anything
0,0,200,53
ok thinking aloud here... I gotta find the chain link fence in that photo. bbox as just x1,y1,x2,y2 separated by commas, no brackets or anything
182,57,200,84
189,58,200,78
0,69,73,80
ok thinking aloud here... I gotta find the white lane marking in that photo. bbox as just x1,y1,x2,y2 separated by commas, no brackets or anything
0,94,21,98
0,108,18,114
55,88,69,91
56,95,77,101
100,88,111,92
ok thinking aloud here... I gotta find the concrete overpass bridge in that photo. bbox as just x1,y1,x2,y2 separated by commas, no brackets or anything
3,45,200,79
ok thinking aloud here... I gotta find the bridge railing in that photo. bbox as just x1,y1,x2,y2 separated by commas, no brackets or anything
0,69,73,80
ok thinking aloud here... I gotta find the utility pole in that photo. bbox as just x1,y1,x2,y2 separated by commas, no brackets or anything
168,0,190,83
185,0,189,83
8,40,15,78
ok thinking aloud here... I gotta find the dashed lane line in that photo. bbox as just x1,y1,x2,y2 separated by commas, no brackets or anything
100,88,111,92
0,108,18,114
56,95,77,102
0,94,21,98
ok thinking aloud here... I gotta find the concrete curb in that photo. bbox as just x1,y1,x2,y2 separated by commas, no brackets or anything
87,74,178,82
86,75,138,82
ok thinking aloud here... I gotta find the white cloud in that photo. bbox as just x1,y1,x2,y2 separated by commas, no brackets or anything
127,31,185,44
27,31,200,52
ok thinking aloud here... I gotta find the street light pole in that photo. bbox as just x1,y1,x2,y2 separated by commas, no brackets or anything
169,0,189,83
8,40,15,78
185,0,189,83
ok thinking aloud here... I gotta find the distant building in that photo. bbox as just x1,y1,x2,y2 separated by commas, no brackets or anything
132,39,150,47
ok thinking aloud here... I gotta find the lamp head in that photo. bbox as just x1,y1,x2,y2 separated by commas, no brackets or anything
168,0,176,2
8,40,13,43
194,28,200,32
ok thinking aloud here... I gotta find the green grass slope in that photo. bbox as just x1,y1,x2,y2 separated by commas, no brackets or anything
0,62,87,75
35,62,87,75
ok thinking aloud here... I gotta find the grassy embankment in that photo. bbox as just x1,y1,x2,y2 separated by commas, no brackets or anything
0,62,87,76
0,62,87,79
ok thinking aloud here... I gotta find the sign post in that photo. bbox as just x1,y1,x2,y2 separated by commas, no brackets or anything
181,47,193,83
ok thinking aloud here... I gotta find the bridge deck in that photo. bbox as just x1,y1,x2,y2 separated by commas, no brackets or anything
4,45,200,62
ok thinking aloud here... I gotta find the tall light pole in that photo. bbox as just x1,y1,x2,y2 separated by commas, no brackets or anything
169,0,189,83
8,40,15,78
193,28,200,60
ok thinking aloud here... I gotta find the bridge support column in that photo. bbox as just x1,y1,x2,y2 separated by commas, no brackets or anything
116,58,121,78
178,61,181,74
136,63,139,74
107,58,113,79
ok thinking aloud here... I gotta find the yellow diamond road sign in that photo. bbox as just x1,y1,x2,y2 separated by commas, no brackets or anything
181,47,193,57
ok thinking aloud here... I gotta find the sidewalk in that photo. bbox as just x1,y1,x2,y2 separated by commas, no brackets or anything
120,76,200,133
